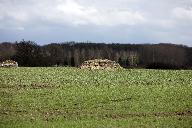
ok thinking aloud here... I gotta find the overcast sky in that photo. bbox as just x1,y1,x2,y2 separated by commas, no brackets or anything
0,0,192,46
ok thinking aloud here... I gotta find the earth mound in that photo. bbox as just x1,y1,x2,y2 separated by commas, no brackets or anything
0,60,18,68
80,59,122,70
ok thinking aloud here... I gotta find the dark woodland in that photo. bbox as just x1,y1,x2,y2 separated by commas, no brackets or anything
0,40,191,69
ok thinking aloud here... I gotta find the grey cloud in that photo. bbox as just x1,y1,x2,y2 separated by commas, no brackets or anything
0,0,192,46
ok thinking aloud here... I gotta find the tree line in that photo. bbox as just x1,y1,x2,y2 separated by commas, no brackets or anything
0,40,191,69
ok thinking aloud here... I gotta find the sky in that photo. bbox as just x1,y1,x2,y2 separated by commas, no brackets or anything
0,0,192,46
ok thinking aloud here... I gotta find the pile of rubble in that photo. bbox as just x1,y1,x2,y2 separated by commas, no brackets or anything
80,59,122,70
0,60,18,68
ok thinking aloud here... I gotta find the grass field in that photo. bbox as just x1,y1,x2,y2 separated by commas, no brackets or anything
0,67,192,128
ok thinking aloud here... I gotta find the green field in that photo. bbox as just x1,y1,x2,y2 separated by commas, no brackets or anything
0,67,192,128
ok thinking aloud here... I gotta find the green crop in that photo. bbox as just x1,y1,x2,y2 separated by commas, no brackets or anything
0,67,192,127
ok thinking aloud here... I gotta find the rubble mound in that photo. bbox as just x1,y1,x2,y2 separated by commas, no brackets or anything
0,60,18,68
80,59,122,70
